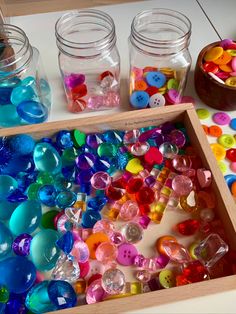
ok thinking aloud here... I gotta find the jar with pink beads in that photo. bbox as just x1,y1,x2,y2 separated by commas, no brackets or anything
55,9,120,113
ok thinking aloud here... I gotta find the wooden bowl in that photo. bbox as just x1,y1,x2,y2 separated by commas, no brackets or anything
194,41,236,111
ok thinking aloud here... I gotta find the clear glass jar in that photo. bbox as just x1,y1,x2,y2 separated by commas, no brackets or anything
55,10,120,113
129,8,192,109
0,24,51,127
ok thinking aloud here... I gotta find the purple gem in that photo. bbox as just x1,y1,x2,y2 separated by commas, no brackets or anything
155,254,170,268
75,152,96,170
12,234,32,256
139,215,151,229
86,134,103,149
170,129,186,148
161,122,175,134
133,254,145,267
144,175,156,187
64,73,85,89
154,133,164,147
139,128,161,142
76,169,94,185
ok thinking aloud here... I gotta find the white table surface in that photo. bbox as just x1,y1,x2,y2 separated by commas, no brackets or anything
10,1,236,313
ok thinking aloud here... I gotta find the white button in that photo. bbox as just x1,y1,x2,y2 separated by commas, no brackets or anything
149,93,165,108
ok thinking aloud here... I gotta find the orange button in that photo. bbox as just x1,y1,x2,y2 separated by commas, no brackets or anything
208,125,223,137
219,64,232,72
204,46,224,62
231,181,236,197
134,80,148,91
85,232,110,259
213,50,232,65
155,235,177,255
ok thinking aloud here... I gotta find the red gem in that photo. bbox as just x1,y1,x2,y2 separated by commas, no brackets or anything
139,204,150,215
99,71,114,81
112,177,127,189
71,83,88,98
177,219,200,236
105,185,124,201
182,261,209,283
176,274,191,286
226,148,236,162
126,177,143,194
68,98,86,113
144,147,163,166
136,187,155,204
53,210,65,229
87,273,102,286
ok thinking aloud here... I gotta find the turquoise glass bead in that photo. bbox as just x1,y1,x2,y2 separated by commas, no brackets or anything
30,229,60,271
17,100,48,124
0,222,13,260
55,191,77,209
0,200,17,220
33,143,62,174
0,175,18,200
9,200,42,236
0,77,21,104
10,85,35,106
0,256,36,294
26,281,57,314
0,104,22,127
21,76,36,88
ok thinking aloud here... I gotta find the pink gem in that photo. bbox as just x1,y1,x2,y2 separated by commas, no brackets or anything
86,279,107,304
104,91,120,107
68,98,86,113
119,200,139,221
172,175,193,196
110,232,124,245
172,155,192,172
87,95,104,110
133,254,145,267
197,168,212,188
200,208,215,223
95,242,118,264
162,240,191,263
154,254,170,268
102,268,125,295
71,240,90,263
91,171,111,190
93,219,115,236
136,269,151,283
139,215,151,229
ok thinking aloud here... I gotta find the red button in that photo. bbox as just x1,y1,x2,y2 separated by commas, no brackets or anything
203,62,219,73
226,148,236,162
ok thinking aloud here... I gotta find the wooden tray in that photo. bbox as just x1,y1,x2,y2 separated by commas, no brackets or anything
1,103,236,314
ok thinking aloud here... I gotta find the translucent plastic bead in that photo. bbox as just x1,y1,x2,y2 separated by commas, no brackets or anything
133,254,145,267
172,175,193,196
17,100,48,123
136,187,155,204
10,85,35,106
56,191,77,209
194,233,229,268
33,143,62,174
102,268,125,295
91,172,111,190
119,200,139,221
162,240,191,263
0,222,13,260
126,177,143,194
71,240,90,263
86,279,107,304
159,142,179,159
0,175,18,200
38,184,57,207
172,155,192,172
177,219,200,236
200,208,215,222
93,219,115,236
110,232,124,245
136,270,151,283
95,242,118,264
51,253,80,283
12,233,32,256
197,168,212,188
121,222,143,243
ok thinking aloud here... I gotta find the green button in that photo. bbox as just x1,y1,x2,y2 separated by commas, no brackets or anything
167,78,179,90
159,269,176,288
218,161,227,173
218,134,236,149
196,108,210,120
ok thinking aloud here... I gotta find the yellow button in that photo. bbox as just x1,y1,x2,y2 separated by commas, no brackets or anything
226,49,236,57
196,108,210,120
225,76,236,87
204,46,224,62
218,161,227,174
210,143,226,160
213,50,232,65
218,134,236,149
159,269,176,288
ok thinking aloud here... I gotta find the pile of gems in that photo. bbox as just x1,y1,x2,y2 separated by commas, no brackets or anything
64,71,120,113
202,39,236,86
0,122,235,313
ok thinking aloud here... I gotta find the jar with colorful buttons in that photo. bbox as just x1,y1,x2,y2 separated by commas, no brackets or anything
0,24,51,127
128,9,192,109
55,10,121,113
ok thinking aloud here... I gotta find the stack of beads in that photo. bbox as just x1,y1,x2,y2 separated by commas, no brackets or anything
0,121,234,313
202,39,236,87
64,70,120,113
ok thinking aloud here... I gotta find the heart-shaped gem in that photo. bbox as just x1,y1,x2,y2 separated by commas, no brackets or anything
125,158,144,174
144,147,163,166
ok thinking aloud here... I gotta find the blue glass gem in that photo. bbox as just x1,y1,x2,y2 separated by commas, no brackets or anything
0,256,36,294
0,175,18,200
38,185,57,207
17,100,48,124
82,210,101,228
61,166,76,182
0,303,5,313
30,229,60,271
8,134,35,156
0,104,22,128
7,189,28,203
0,200,17,220
115,151,129,170
87,196,107,211
55,191,77,209
0,222,13,260
5,293,27,314
54,175,72,192
56,130,74,149
80,183,92,196
86,133,103,149
146,71,166,88
75,152,96,170
10,85,35,106
12,233,32,256
26,281,57,314
0,146,12,170
103,130,124,144
93,157,111,172
1,155,35,176
56,231,74,255
0,77,21,104
9,200,42,236
130,91,149,109
76,169,94,185
33,142,62,174
47,280,77,310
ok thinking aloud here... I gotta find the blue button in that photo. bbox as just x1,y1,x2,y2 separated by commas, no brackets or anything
230,118,236,130
146,71,166,88
130,91,149,109
224,174,236,189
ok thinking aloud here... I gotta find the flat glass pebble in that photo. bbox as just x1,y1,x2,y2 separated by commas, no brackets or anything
12,233,32,256
0,256,36,294
97,143,118,158
102,268,125,295
17,100,48,123
11,85,35,106
91,172,111,190
56,191,77,209
38,185,57,207
121,222,143,243
0,222,12,260
9,200,42,235
33,143,62,174
30,229,60,271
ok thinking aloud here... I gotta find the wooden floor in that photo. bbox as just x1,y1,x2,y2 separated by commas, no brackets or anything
1,0,142,16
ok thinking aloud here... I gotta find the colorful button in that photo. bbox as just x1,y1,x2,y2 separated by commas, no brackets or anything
134,80,148,91
204,46,224,62
159,269,175,288
166,89,181,104
230,162,236,173
218,161,227,174
202,124,209,135
225,76,236,87
146,71,166,88
229,118,236,130
208,125,222,137
218,134,235,149
167,78,179,90
219,64,232,73
196,108,210,120
116,243,138,266
226,148,236,162
145,86,159,96
210,143,226,160
149,93,165,108
212,112,231,125
231,181,236,196
130,91,149,109
224,174,236,189
85,232,110,259
213,50,232,65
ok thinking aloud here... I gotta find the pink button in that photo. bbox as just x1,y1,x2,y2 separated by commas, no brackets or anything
116,243,138,266
212,112,231,126
166,89,181,104
231,57,236,72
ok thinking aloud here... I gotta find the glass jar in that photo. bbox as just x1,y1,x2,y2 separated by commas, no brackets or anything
129,8,192,109
55,10,120,113
0,24,51,127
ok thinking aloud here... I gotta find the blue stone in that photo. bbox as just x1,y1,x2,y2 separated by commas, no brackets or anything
56,130,74,149
61,166,76,182
5,293,27,314
56,231,74,255
0,303,5,313
47,280,77,310
0,222,13,260
82,210,101,228
80,183,91,195
0,256,36,294
33,143,62,174
10,85,35,106
103,130,124,144
9,200,42,236
0,104,22,127
0,77,21,104
21,76,36,88
1,156,35,176
87,196,107,211
0,175,18,200
0,147,12,171
115,151,129,170
17,100,48,124
7,189,28,203
54,175,72,192
0,200,17,220
93,157,111,172
8,134,35,156
55,191,77,209
38,185,57,207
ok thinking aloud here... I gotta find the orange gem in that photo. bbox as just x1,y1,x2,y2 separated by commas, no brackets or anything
155,235,177,255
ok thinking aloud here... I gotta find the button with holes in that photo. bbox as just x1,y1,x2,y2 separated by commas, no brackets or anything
116,243,138,266
159,269,176,288
146,71,166,88
130,91,149,109
149,93,165,108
